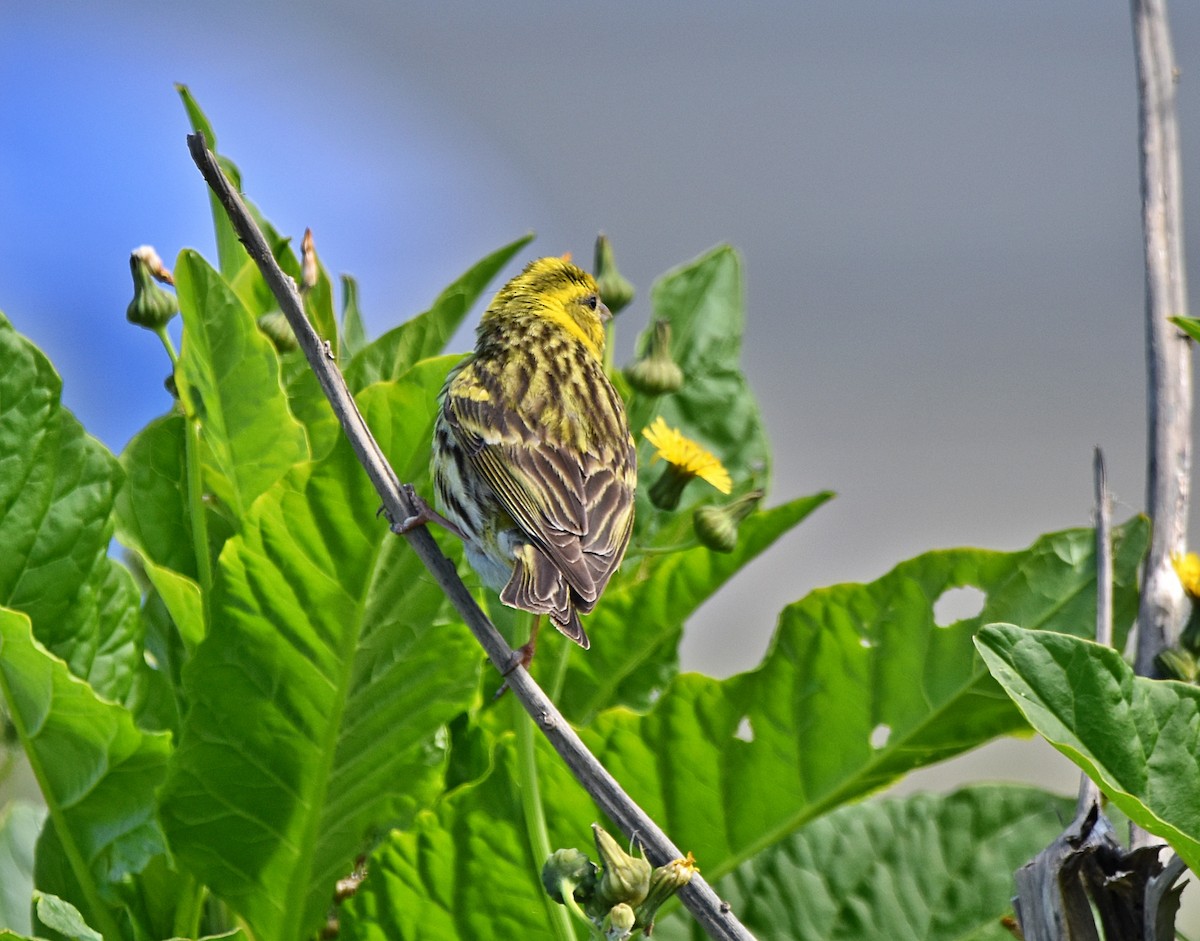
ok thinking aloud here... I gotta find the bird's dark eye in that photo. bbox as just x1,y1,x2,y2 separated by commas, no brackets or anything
583,294,599,311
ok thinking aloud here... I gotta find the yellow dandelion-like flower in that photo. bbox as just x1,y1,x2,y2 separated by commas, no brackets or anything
642,417,732,510
1173,552,1200,600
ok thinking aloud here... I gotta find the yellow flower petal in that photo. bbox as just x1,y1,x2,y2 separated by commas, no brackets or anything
1173,551,1200,599
642,417,732,495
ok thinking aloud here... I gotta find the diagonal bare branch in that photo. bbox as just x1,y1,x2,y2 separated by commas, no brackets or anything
185,131,756,941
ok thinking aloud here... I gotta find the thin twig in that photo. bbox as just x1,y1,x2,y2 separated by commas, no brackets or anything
1076,447,1112,814
1132,0,1192,679
186,132,756,941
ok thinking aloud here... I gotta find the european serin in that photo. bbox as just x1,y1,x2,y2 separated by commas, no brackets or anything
429,256,636,649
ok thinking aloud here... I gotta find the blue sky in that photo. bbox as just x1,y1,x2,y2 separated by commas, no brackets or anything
3,2,1199,704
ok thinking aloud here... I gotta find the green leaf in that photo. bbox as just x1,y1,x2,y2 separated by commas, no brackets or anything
627,246,769,534
345,235,533,390
337,737,571,941
578,520,1146,884
0,801,45,934
32,893,101,941
654,785,1074,941
0,608,170,938
340,274,368,360
137,558,203,653
1170,315,1200,344
160,381,481,941
176,85,246,282
976,623,1200,873
547,491,834,723
342,522,1147,941
0,311,141,701
115,414,197,577
173,250,309,525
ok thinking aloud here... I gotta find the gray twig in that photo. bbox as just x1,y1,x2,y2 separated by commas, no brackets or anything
186,131,756,941
1132,0,1192,679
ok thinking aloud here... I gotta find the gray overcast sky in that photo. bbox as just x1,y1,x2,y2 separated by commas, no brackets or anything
3,1,1200,840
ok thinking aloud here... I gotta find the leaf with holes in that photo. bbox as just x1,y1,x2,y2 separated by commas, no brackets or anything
570,520,1145,884
341,521,1146,940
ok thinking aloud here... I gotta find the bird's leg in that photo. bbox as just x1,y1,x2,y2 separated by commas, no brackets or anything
515,615,542,670
495,615,543,699
389,484,464,537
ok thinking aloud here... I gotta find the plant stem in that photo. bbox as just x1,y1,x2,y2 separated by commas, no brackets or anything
159,326,214,604
548,638,572,703
513,615,576,941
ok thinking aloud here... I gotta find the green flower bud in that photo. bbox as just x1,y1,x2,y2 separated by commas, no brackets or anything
693,489,765,553
257,310,299,353
541,848,598,905
592,824,651,910
593,233,635,315
634,853,698,929
625,319,684,395
126,246,178,330
601,902,636,940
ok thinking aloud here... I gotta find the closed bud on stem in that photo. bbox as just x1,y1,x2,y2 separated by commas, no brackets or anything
541,848,598,905
634,853,698,929
693,489,765,553
593,233,635,315
601,902,636,940
257,310,299,353
126,246,178,330
592,824,652,910
625,319,684,395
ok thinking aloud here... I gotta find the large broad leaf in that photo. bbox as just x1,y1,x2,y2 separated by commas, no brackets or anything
576,521,1145,883
160,379,480,941
0,312,141,702
341,523,1146,940
0,801,45,934
654,785,1075,941
0,608,170,940
544,491,834,723
976,623,1200,874
345,234,533,390
626,246,769,538
174,250,309,526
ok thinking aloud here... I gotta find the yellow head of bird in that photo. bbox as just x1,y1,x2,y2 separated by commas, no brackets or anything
483,256,611,358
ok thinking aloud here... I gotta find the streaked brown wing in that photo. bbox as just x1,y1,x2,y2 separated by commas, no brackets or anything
443,388,632,607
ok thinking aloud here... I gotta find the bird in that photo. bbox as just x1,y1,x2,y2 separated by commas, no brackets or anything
421,256,636,652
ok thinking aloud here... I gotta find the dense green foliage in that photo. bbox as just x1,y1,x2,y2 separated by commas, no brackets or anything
0,89,1191,941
